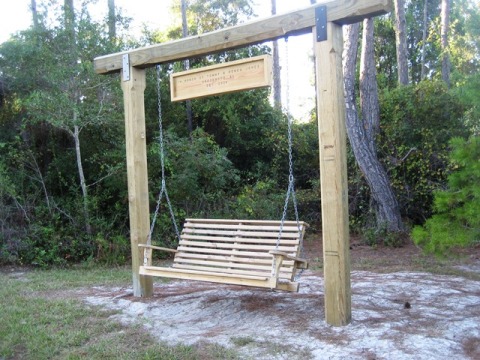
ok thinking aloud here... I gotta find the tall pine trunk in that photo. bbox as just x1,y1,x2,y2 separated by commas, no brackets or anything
393,0,409,85
360,18,380,154
420,0,429,80
64,0,75,41
441,0,450,86
108,0,116,39
271,0,281,108
31,0,39,28
181,0,193,135
343,23,404,233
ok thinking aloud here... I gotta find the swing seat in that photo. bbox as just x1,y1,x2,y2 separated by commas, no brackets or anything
139,219,309,292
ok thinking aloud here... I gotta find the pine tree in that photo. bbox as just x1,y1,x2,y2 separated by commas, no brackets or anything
413,136,480,254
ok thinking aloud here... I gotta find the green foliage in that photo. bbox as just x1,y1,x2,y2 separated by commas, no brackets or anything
374,0,480,86
192,90,281,182
147,129,240,244
0,2,130,266
169,0,254,36
413,136,480,254
165,128,240,211
361,224,407,248
452,72,480,135
233,180,284,219
373,15,399,88
94,234,130,265
378,80,467,223
449,0,480,79
405,0,442,84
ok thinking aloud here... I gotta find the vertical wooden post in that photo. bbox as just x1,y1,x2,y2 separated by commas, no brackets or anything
314,22,352,326
121,66,153,297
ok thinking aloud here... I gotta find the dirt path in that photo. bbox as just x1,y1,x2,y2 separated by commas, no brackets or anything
84,268,480,359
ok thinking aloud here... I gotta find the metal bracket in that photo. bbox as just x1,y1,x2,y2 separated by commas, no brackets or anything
315,6,327,42
122,54,130,81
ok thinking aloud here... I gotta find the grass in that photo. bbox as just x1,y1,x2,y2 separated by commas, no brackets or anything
231,336,255,347
0,266,240,360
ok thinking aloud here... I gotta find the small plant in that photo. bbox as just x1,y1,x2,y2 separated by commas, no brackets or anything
362,226,381,247
231,336,256,347
362,224,406,248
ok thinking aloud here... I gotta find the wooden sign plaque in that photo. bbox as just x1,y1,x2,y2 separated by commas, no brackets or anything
170,55,272,101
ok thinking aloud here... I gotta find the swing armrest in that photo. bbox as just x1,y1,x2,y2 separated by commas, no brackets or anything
138,244,178,253
269,250,308,269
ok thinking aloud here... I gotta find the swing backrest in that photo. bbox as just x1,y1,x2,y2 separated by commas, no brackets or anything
172,218,308,283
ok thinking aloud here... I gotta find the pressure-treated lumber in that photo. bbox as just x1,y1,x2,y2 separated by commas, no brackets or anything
139,219,308,292
121,66,153,297
93,0,392,74
170,55,272,101
314,22,352,326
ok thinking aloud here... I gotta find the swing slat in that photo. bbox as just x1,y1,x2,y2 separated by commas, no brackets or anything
181,230,300,239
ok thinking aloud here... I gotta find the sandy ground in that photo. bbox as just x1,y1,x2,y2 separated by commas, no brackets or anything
84,268,480,360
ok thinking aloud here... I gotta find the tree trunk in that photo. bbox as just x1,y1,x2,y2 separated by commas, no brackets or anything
64,0,75,41
28,152,51,214
420,0,428,80
360,18,380,155
343,23,404,233
271,0,281,108
181,0,193,135
393,0,409,85
73,124,92,234
108,0,116,40
64,0,91,234
31,0,39,29
441,0,450,87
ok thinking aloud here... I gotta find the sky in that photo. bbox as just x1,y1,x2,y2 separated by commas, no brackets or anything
0,0,316,121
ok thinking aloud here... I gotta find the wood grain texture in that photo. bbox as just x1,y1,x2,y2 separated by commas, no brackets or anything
94,0,392,74
170,55,272,101
121,67,153,297
314,22,352,326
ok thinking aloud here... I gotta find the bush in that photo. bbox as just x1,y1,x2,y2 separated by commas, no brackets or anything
147,129,240,245
361,224,407,248
232,180,285,220
412,136,480,255
379,80,467,223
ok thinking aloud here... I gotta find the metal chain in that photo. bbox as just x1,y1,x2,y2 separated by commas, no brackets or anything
148,65,181,246
274,38,305,280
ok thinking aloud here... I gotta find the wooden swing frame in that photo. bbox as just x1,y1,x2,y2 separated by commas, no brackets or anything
93,0,393,326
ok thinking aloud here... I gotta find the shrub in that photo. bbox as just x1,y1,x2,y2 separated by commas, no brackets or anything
412,136,480,255
233,180,285,220
379,81,467,223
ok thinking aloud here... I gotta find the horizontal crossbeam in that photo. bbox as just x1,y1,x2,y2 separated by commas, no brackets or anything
94,0,392,74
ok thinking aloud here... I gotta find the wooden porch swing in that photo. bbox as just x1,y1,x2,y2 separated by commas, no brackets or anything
138,58,308,292
139,219,308,292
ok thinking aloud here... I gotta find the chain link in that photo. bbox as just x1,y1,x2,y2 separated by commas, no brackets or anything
274,38,304,280
148,65,181,246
